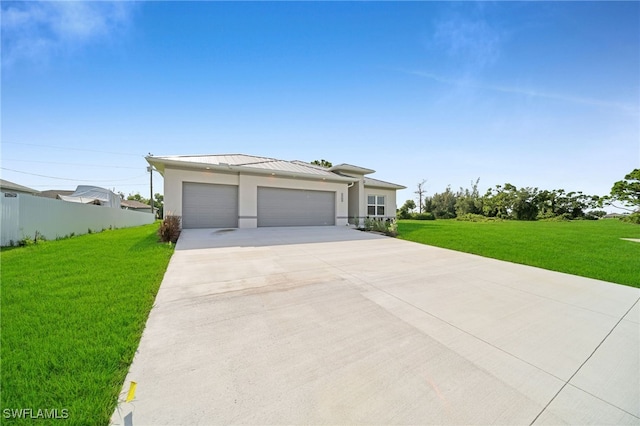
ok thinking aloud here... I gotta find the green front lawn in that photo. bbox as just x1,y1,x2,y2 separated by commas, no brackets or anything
398,219,640,288
1,223,174,425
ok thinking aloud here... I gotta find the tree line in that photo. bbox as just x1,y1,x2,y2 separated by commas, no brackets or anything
398,169,640,223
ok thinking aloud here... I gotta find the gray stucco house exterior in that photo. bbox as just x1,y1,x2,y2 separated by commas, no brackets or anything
146,154,405,229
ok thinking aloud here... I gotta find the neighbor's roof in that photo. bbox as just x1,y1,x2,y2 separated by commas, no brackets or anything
38,189,75,199
147,154,357,183
0,179,39,194
121,199,151,209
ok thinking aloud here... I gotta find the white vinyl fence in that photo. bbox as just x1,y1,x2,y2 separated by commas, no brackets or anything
1,193,155,246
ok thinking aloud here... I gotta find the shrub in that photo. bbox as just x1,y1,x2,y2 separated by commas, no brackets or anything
412,212,436,220
18,231,46,247
397,208,412,220
362,217,397,237
158,215,182,243
539,215,571,222
456,213,502,222
621,213,640,225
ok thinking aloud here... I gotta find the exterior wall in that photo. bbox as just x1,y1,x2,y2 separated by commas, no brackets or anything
0,193,154,246
363,187,398,220
347,183,359,224
163,167,349,228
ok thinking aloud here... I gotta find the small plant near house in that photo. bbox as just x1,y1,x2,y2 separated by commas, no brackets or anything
362,217,398,237
352,216,361,229
18,231,46,247
158,215,182,243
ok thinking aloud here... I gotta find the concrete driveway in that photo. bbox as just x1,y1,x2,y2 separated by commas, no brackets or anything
112,226,639,425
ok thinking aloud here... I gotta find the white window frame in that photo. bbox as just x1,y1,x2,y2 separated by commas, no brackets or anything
367,195,386,217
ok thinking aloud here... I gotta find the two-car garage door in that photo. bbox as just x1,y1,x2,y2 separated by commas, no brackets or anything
257,187,335,227
182,182,335,228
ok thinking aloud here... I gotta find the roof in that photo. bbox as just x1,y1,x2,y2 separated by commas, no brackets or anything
59,186,121,208
364,176,407,190
147,154,405,189
38,189,75,199
0,179,39,194
147,154,357,183
330,163,375,175
121,199,152,209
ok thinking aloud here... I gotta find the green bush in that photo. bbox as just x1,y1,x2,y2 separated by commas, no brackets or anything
397,209,412,220
412,212,436,220
18,231,46,247
456,213,502,222
362,218,398,237
621,213,640,224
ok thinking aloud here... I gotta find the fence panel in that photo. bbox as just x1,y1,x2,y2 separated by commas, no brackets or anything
0,194,155,246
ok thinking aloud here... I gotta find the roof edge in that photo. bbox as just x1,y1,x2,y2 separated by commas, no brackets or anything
146,156,357,183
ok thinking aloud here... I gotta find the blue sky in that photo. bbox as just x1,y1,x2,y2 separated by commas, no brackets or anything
2,1,638,208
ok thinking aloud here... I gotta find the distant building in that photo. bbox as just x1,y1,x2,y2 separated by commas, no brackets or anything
121,199,152,213
0,179,39,195
603,213,626,219
38,189,75,199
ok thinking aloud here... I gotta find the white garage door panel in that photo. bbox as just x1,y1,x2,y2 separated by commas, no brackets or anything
182,182,238,228
257,187,335,227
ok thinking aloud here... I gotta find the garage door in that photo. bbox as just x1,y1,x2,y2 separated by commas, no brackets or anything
257,187,335,227
182,182,238,228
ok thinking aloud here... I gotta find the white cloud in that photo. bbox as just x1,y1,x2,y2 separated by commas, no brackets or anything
432,15,503,70
1,1,136,67
406,69,639,115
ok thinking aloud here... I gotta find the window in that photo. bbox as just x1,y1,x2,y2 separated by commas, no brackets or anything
367,195,385,216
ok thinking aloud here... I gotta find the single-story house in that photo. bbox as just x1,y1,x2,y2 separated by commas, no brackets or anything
121,199,153,213
0,179,39,196
38,189,75,199
146,154,405,229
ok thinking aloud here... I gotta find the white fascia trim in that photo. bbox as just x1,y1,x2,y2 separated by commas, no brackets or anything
146,157,357,183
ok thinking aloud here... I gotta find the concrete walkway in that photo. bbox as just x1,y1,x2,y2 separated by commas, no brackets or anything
111,227,639,425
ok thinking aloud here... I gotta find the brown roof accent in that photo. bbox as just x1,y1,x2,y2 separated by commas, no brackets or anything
121,199,151,209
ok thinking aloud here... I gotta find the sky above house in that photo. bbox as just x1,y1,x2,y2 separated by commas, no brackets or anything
2,1,639,209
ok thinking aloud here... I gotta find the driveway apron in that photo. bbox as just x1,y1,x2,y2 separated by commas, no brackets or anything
111,227,639,425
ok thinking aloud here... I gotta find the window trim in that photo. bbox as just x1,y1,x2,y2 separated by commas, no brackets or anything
367,194,386,217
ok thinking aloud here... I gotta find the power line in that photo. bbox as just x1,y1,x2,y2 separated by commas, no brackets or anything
2,141,143,157
25,183,151,187
2,158,143,170
1,167,148,182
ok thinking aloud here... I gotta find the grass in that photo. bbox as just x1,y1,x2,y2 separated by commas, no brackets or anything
1,223,174,425
398,219,640,288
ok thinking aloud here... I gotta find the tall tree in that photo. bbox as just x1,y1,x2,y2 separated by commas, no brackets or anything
608,169,640,211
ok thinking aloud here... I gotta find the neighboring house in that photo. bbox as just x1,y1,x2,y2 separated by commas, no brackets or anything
121,199,153,213
146,154,405,229
0,179,39,196
38,189,75,199
603,213,628,219
57,186,122,208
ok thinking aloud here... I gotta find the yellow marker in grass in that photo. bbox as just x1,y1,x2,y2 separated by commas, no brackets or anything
126,381,137,402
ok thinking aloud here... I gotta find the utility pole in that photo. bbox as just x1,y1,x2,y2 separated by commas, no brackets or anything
414,179,427,214
147,166,154,218
147,153,156,218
